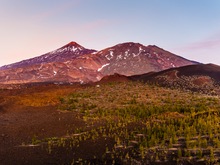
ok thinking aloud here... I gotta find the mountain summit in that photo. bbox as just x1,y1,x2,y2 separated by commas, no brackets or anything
88,42,197,76
0,41,96,70
0,41,197,84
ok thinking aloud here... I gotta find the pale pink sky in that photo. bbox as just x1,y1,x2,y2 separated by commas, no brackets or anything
1,0,220,66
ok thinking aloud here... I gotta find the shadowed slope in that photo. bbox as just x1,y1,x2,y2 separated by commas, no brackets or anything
131,63,220,94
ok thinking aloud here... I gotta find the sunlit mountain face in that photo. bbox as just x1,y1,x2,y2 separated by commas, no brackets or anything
0,42,197,84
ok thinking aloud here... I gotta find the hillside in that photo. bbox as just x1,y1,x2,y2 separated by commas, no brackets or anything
87,43,197,76
131,63,220,95
0,42,96,70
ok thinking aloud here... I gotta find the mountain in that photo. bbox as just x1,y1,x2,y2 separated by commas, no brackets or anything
90,42,195,76
131,63,220,95
88,42,197,76
0,42,197,84
0,42,96,70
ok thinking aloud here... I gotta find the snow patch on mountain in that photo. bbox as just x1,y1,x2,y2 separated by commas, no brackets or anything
116,54,123,60
53,70,57,76
125,50,129,57
139,46,143,52
79,80,84,84
133,53,138,57
171,63,175,67
133,47,143,57
105,54,113,60
49,46,80,54
98,63,110,72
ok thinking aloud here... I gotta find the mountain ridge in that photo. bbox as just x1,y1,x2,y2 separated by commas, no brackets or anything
0,41,197,84
78,42,197,76
0,41,97,70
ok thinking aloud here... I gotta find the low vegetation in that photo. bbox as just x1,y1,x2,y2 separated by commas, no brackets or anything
32,82,220,164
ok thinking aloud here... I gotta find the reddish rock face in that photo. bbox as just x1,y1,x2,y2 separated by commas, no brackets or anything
91,42,196,76
0,42,197,84
0,41,97,70
130,63,220,94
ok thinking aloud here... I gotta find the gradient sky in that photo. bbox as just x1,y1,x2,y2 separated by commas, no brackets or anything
1,0,220,66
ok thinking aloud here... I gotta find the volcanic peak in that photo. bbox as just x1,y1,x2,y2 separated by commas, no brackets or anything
62,41,85,49
0,41,199,84
109,42,144,49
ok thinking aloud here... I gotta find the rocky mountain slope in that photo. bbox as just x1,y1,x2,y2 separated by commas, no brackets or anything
91,43,197,76
0,42,96,70
0,42,197,84
131,63,220,95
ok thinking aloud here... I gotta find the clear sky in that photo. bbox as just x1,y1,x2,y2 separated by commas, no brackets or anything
1,0,220,66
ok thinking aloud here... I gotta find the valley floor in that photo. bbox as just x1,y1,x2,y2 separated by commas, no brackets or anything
0,82,220,165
